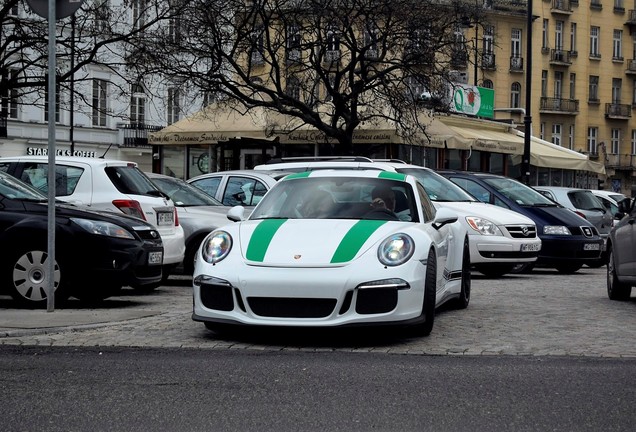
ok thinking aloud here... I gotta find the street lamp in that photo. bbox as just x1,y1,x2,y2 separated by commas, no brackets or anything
523,0,534,185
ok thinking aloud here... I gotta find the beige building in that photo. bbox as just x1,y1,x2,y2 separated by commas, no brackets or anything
469,0,636,194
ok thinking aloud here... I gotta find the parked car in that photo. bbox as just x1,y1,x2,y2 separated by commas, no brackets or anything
187,170,292,206
0,156,185,284
146,173,231,274
0,171,163,307
607,198,636,301
254,157,541,277
591,190,628,222
193,170,470,336
437,170,604,273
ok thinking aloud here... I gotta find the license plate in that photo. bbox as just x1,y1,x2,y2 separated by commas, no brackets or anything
148,251,163,265
157,211,174,226
521,243,541,252
584,243,600,251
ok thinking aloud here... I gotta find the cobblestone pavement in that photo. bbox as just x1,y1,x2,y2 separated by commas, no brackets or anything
1,267,636,357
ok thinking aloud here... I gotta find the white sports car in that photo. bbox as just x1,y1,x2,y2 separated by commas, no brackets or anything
192,170,471,336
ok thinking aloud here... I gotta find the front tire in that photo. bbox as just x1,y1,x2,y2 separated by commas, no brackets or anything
607,249,632,300
5,248,69,308
412,248,437,337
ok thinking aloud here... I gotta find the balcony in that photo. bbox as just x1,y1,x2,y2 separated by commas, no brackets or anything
550,49,572,65
539,97,579,114
510,56,524,72
450,49,468,68
120,123,164,148
605,103,632,119
590,0,602,9
605,153,636,170
286,49,301,63
324,50,341,63
626,60,636,74
490,0,528,13
480,53,496,70
551,0,573,14
626,9,636,25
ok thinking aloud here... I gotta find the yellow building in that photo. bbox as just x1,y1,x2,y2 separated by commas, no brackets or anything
471,0,636,193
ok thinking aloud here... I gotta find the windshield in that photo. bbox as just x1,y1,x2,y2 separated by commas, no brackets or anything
152,177,223,206
396,167,475,202
483,177,556,206
0,172,47,201
250,176,419,222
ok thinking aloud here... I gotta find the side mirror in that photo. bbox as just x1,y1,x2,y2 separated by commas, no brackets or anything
432,207,458,230
617,198,632,214
227,205,246,222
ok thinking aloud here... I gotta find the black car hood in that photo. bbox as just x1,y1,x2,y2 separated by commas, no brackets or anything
522,205,594,229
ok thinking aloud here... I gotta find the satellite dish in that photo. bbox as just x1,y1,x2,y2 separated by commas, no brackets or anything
26,0,85,20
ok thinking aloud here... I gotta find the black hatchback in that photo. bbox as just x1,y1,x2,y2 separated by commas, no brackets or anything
0,171,163,307
437,170,603,273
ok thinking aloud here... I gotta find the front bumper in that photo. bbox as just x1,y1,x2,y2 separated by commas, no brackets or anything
469,234,541,264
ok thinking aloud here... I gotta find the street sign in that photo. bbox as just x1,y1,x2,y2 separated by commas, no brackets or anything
26,0,84,20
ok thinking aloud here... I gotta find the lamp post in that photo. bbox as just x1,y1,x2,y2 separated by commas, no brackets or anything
522,0,534,185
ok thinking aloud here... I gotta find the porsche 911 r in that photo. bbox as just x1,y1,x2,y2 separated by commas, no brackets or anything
192,170,471,336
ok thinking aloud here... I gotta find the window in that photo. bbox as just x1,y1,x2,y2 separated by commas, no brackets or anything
589,76,599,101
569,125,575,150
631,130,636,155
588,127,599,155
8,3,18,15
613,30,623,60
131,0,147,32
45,74,61,123
363,21,379,58
406,74,428,101
632,79,636,105
326,23,340,58
250,26,265,64
542,19,549,49
611,129,621,154
541,70,548,97
94,0,110,32
1,69,19,119
18,163,84,196
130,82,145,124
569,73,576,98
510,82,521,108
511,29,522,58
92,78,107,126
555,21,563,50
540,122,545,140
169,17,182,44
483,25,494,56
554,71,563,98
482,79,493,89
223,177,267,206
286,24,301,61
570,23,577,53
552,124,562,146
612,78,622,103
167,87,181,124
286,76,301,100
590,27,600,57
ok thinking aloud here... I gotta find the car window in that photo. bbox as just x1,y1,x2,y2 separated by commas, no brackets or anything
483,177,554,206
190,177,222,198
104,165,159,195
449,177,491,203
416,183,435,222
597,196,618,216
0,162,9,173
397,168,474,202
567,191,604,211
223,177,263,206
152,177,222,206
18,163,83,196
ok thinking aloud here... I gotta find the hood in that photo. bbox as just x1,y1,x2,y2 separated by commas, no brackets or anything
237,219,399,266
521,205,595,229
436,201,535,225
25,201,155,229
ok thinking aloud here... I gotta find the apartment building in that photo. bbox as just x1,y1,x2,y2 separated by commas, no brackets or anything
466,0,636,193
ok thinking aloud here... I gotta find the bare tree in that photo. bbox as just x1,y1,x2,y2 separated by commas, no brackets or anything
135,0,480,154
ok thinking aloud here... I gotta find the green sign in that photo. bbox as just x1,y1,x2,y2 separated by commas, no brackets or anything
450,84,494,118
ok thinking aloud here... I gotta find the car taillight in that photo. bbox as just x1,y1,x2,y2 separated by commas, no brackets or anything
174,208,179,226
112,199,146,220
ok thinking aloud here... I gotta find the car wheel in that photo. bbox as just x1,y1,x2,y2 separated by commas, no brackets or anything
6,248,69,308
555,263,583,274
183,237,204,275
454,237,471,309
474,263,515,278
607,249,632,301
412,248,437,337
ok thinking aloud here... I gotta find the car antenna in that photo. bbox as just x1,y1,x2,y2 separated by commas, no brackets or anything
99,143,113,159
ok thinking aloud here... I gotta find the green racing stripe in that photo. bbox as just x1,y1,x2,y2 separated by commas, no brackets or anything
331,220,387,263
246,219,288,262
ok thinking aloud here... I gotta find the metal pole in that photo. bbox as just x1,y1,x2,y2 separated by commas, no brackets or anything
46,0,56,312
522,0,533,185
70,15,75,154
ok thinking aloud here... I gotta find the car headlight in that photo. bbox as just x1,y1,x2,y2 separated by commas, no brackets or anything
378,234,414,266
202,230,233,264
466,217,503,236
544,225,571,235
70,218,135,239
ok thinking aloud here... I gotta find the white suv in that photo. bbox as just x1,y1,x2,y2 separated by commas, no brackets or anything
254,157,541,277
0,156,185,282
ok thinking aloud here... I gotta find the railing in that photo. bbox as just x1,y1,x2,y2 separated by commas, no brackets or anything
552,0,573,12
605,153,636,169
626,59,636,73
324,50,341,63
550,49,572,64
605,103,632,118
481,53,496,69
539,97,579,113
120,123,164,148
510,56,524,71
627,10,636,24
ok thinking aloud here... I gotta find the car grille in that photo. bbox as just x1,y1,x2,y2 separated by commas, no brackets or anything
135,228,161,241
506,225,537,238
247,297,337,318
569,226,599,237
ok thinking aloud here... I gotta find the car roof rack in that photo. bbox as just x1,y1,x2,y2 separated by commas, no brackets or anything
263,156,374,164
372,159,408,164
